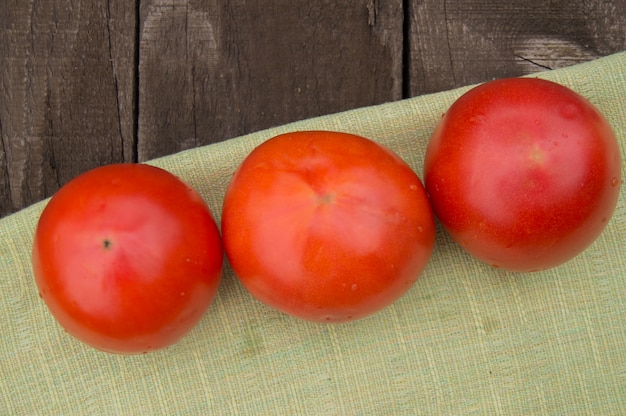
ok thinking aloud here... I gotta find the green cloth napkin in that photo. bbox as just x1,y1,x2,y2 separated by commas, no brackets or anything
1,52,625,415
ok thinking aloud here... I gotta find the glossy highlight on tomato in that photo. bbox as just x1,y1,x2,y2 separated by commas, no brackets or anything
424,78,622,272
32,164,223,354
222,131,435,323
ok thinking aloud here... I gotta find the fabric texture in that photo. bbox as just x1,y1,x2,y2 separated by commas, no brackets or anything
1,52,625,415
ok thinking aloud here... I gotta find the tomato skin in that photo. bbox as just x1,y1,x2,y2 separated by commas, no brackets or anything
32,164,223,354
424,78,622,272
222,131,435,323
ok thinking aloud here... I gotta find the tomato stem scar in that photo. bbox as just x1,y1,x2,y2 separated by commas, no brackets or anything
318,193,335,204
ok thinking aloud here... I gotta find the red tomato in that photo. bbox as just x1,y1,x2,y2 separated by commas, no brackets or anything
222,131,435,323
32,164,223,354
424,78,622,272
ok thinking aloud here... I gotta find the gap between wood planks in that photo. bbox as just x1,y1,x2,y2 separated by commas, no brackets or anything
132,0,142,163
129,0,415,162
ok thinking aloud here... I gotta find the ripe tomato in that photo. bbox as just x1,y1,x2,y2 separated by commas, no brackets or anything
222,131,435,323
32,164,223,354
424,78,622,272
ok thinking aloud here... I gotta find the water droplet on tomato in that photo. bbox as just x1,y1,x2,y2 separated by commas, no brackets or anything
601,217,607,223
351,284,358,291
612,177,620,187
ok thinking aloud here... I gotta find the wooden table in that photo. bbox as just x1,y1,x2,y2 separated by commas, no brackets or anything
2,0,625,218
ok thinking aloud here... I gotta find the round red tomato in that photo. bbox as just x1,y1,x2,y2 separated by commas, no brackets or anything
424,78,622,272
32,164,223,354
222,131,435,323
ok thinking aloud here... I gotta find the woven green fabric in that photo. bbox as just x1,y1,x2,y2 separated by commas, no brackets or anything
1,53,625,415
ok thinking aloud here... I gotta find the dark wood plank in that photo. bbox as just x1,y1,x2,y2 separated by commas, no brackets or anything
407,0,626,96
137,0,404,161
0,0,136,217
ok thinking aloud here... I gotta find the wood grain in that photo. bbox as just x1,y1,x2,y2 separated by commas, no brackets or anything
0,0,136,217
406,0,626,96
137,0,403,161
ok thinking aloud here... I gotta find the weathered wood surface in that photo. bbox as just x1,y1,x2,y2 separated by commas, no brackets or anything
2,0,625,217
1,0,137,217
407,0,626,94
137,0,403,160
